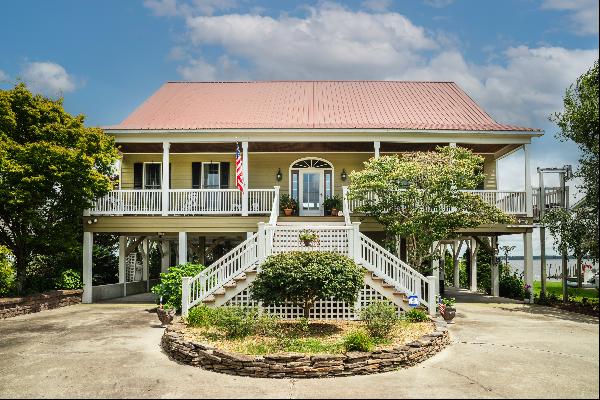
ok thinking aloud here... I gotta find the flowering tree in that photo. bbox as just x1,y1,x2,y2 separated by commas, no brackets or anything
348,146,512,272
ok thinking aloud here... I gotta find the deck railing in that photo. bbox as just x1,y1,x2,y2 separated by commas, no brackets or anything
343,187,529,215
90,188,277,216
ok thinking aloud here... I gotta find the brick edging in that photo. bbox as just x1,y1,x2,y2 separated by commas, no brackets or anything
161,319,450,378
0,290,83,319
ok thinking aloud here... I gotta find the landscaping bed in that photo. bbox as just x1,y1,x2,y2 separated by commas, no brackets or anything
0,289,83,319
161,304,450,378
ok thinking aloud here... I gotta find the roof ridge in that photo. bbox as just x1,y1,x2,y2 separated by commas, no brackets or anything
165,80,459,84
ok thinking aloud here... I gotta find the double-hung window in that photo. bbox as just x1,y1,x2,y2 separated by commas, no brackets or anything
202,162,220,189
143,163,162,189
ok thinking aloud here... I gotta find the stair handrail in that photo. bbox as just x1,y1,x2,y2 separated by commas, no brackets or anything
182,232,259,315
359,233,435,313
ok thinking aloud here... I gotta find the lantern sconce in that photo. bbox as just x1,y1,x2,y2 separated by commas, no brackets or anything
276,168,283,181
341,169,347,181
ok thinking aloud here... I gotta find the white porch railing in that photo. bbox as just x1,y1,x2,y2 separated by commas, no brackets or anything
343,186,529,215
90,189,162,215
266,225,352,255
182,233,259,315
90,188,277,216
170,189,242,214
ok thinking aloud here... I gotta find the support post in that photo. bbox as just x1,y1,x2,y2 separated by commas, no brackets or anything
161,240,170,273
491,236,499,297
198,236,206,266
352,222,361,264
439,244,445,298
470,237,478,292
178,231,188,265
427,275,437,316
82,232,93,304
524,144,533,218
374,141,380,159
561,250,568,303
118,236,126,284
181,276,190,317
241,141,249,216
257,222,266,265
453,240,460,288
538,168,547,297
142,238,149,291
523,231,534,303
162,142,170,216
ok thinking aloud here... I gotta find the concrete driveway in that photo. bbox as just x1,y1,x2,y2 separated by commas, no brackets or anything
0,291,598,399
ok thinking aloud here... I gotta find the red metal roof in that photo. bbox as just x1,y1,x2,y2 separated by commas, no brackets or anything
107,81,538,131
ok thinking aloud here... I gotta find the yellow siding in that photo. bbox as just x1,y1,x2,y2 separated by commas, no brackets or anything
120,152,497,191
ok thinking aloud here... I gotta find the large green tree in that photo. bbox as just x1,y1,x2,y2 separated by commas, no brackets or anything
348,146,512,271
551,61,599,261
0,83,118,293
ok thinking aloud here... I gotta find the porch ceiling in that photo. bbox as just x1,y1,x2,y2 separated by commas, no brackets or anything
117,141,511,154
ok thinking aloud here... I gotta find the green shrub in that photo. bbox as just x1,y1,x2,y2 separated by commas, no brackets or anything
404,309,429,323
360,301,398,339
255,314,279,336
343,329,374,352
250,251,363,318
55,269,83,290
296,317,310,334
211,306,261,339
186,305,215,327
151,263,205,311
499,266,525,300
0,246,15,296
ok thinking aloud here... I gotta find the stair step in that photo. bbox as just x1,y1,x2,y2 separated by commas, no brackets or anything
224,281,237,288
214,288,226,296
371,274,383,281
202,295,215,303
234,274,246,281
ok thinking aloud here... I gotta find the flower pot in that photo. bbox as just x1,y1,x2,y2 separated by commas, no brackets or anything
331,208,338,216
283,208,293,216
442,307,456,323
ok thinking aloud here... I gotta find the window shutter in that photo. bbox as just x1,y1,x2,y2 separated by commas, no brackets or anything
192,162,202,189
133,163,143,189
220,162,230,189
169,162,172,187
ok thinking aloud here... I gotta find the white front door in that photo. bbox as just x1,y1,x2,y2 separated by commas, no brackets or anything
299,170,323,216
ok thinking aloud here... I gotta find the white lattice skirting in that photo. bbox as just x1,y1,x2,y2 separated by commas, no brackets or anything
225,284,402,320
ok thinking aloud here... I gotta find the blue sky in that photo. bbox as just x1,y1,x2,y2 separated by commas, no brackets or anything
1,0,598,255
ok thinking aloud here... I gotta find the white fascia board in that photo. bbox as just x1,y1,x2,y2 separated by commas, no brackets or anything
107,128,543,144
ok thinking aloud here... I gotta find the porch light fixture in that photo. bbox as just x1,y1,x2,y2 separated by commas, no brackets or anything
276,168,282,181
341,169,347,181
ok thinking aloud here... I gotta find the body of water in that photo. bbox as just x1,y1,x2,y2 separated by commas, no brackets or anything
505,258,598,282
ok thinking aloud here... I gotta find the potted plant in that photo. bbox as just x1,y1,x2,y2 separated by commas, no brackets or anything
323,196,334,216
329,194,343,216
439,297,456,323
280,194,297,216
298,229,318,246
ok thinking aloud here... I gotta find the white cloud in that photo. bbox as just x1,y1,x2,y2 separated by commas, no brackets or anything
177,58,217,80
21,61,77,96
144,0,237,17
542,0,599,35
144,0,179,16
0,69,8,82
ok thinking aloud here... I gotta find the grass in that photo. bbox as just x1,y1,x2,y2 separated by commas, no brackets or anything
184,319,432,355
533,281,599,302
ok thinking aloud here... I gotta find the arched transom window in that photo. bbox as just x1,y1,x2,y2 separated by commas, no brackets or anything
291,159,333,169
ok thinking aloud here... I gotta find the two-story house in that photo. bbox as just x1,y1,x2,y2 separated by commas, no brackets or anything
82,81,542,316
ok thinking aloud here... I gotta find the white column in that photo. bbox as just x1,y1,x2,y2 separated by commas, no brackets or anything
257,222,266,267
524,144,533,218
470,238,478,292
523,231,534,303
241,141,249,216
142,238,149,290
118,236,126,284
82,232,93,304
427,275,437,316
374,141,380,159
432,241,440,296
161,240,170,273
178,231,188,265
162,142,170,216
491,236,499,297
352,222,361,264
453,240,460,288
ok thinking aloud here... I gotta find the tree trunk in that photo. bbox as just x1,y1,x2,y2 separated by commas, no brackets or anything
14,251,29,295
303,300,314,319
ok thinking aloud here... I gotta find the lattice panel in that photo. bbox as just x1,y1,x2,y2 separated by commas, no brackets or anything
225,284,401,320
270,227,350,255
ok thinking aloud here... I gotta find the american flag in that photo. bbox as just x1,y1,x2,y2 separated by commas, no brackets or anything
438,301,446,316
235,143,244,193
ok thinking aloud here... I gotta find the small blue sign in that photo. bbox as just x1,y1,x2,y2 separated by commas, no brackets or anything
408,295,419,308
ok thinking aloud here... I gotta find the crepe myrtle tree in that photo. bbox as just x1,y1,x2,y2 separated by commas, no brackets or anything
0,83,119,293
250,251,363,319
348,146,512,272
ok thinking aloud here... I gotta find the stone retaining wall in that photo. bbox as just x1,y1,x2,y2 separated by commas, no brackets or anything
0,290,83,319
161,319,450,378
